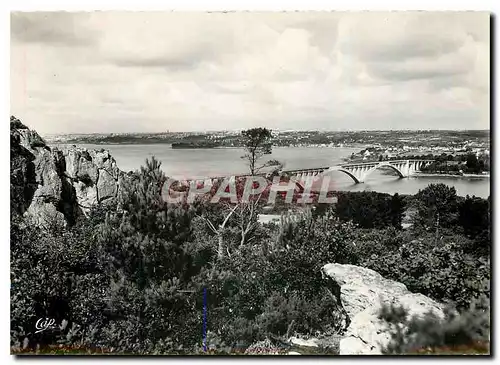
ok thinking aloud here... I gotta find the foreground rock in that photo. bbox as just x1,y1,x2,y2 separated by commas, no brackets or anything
288,336,339,355
243,336,339,355
322,263,444,355
10,116,123,228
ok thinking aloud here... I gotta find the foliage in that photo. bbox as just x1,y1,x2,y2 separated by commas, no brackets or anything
412,183,459,231
417,152,489,174
356,228,490,310
11,157,356,354
379,296,490,354
458,195,490,256
333,191,406,229
11,158,203,354
193,211,357,348
240,127,280,175
11,154,491,354
10,215,109,351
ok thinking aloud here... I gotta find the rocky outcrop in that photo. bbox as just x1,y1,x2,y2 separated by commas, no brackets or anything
322,263,444,355
10,116,123,228
62,147,121,209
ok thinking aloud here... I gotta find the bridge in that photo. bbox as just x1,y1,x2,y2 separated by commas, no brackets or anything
173,159,433,189
281,159,433,184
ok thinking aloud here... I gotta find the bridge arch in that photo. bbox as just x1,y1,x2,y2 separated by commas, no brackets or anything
278,159,432,185
363,162,405,181
333,168,361,184
323,163,406,184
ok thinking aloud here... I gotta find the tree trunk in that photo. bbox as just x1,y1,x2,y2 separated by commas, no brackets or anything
217,234,224,259
435,212,440,239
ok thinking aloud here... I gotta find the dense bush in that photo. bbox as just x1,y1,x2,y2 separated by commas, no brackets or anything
193,212,356,350
339,186,490,312
354,228,490,310
11,158,205,353
412,183,459,230
458,195,490,256
379,296,490,354
315,191,406,229
10,215,109,351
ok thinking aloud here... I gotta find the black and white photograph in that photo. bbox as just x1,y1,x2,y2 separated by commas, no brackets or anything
9,9,491,356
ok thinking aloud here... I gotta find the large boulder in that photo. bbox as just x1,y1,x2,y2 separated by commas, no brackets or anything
64,149,99,184
60,146,121,206
10,116,123,228
322,263,444,355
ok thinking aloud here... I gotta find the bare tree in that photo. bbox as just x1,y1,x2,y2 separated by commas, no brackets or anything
236,191,264,247
201,204,239,259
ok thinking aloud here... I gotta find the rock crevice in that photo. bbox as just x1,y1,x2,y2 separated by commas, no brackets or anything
10,116,123,228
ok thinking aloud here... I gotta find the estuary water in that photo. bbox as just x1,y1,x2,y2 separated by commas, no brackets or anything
59,144,490,198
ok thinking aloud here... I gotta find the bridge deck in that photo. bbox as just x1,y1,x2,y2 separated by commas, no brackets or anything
338,159,430,168
178,159,432,181
282,167,330,174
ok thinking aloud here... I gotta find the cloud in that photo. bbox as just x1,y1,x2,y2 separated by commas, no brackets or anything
10,11,490,134
338,13,466,61
11,12,98,46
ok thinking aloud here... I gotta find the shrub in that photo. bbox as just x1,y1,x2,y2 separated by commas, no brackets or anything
357,230,490,310
11,158,203,354
334,191,407,229
412,183,459,230
458,195,490,256
10,216,108,351
379,296,490,354
189,211,356,351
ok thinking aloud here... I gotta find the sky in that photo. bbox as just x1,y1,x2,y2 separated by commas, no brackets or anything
10,11,490,135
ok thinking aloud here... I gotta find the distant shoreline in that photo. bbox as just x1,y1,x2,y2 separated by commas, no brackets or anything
50,142,361,150
413,172,490,179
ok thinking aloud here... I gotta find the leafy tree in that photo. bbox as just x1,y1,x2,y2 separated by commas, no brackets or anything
389,193,406,229
92,157,203,352
240,128,280,175
413,184,458,233
458,195,490,255
466,153,479,173
333,191,406,229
